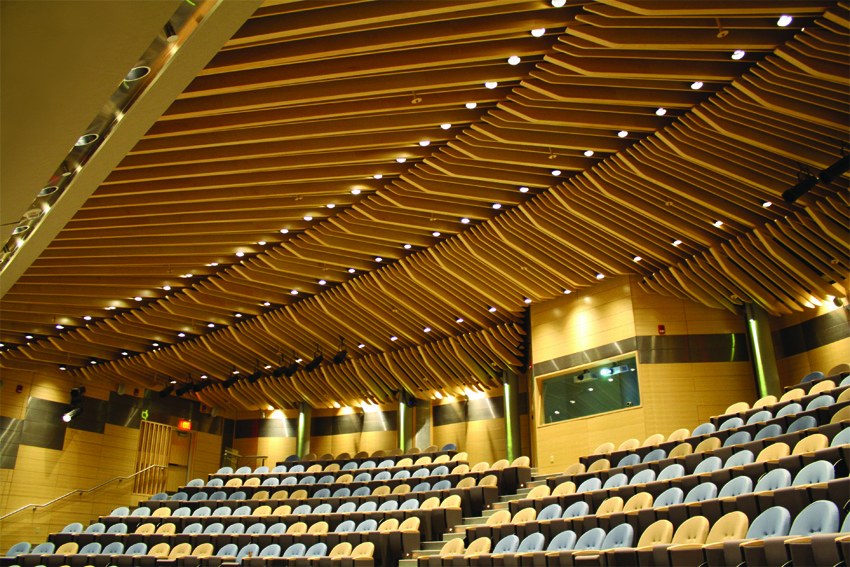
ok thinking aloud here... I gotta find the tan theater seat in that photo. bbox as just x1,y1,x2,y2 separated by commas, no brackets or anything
642,434,665,447
724,402,750,415
243,477,260,487
695,437,721,453
553,481,576,497
451,451,468,462
596,497,624,517
593,442,615,455
471,462,490,473
753,395,777,409
810,380,836,395
624,492,653,513
251,490,269,501
167,543,192,560
757,442,791,463
562,463,586,477
667,429,691,443
512,507,537,524
618,438,640,452
148,543,170,558
780,388,805,403
526,485,550,499
486,510,510,526
587,458,610,473
669,443,693,459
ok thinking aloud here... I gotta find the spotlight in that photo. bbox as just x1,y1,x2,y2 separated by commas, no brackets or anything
159,384,175,397
62,408,82,423
333,337,348,365
193,381,212,393
783,166,818,203
222,372,241,388
246,371,263,384
305,347,324,372
176,382,194,396
164,21,179,42
818,152,849,185
70,386,86,402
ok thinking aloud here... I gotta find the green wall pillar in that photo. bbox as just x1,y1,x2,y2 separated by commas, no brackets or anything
745,303,781,397
296,402,312,457
503,370,521,462
398,391,415,451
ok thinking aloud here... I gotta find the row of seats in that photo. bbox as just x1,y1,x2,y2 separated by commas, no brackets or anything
5,539,375,567
219,452,467,478
420,500,847,567
280,443,458,465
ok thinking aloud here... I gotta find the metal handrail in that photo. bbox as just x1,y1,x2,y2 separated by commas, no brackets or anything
0,464,167,521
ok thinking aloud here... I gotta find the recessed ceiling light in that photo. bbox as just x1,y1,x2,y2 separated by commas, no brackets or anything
163,285,171,291
554,410,560,415
461,218,470,224
25,335,33,339
777,14,793,26
551,169,561,176
38,186,59,197
523,298,532,304
519,186,529,193
200,374,208,379
236,251,244,257
732,50,746,60
492,203,502,209
633,255,642,262
152,342,159,347
588,387,594,392
424,326,431,332
373,174,383,179
508,55,521,65
326,204,335,209
304,216,313,221
75,134,98,146
390,336,398,341
672,239,682,246
563,289,571,294
596,273,605,280
90,360,97,364
485,81,498,89
691,81,704,90
263,302,271,307
655,107,667,116
531,28,546,37
762,201,772,208
403,244,412,249
183,273,192,278
178,332,186,337
465,102,477,109
134,296,142,301
714,220,724,227
290,289,299,295
105,306,116,310
489,306,497,312
348,268,356,273
235,313,242,318
432,231,441,237
618,130,629,138
375,257,383,262
584,150,594,157
456,317,464,323
83,316,92,321
295,358,303,363
358,343,365,348
440,123,451,130
258,241,266,246
419,140,430,147
208,323,215,328
396,157,407,163
350,188,361,195
122,352,129,356
551,0,566,6
280,228,289,234
318,279,327,285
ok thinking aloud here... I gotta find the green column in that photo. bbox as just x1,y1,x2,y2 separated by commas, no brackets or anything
503,370,521,462
296,402,312,458
398,391,414,451
745,303,781,397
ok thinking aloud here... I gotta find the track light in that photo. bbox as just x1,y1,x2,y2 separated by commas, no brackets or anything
305,346,323,372
192,381,212,393
159,384,175,398
70,387,86,403
819,149,849,185
222,372,241,388
783,165,818,203
333,337,347,365
62,408,82,423
176,382,194,396
247,371,263,384
164,21,178,42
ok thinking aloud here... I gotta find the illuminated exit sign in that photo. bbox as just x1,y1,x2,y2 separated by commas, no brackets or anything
177,419,192,431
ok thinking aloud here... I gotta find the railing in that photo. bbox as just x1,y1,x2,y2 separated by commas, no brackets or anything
237,454,268,469
0,464,167,522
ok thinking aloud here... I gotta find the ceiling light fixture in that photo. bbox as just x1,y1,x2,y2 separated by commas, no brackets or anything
461,218,470,224
523,298,532,304
236,251,244,257
519,186,529,193
492,203,502,209
484,81,498,89
777,14,793,26
403,244,412,249
390,336,398,341
350,188,361,195
373,174,383,179
465,102,477,109
618,130,629,138
326,204,335,209
207,323,215,328
762,201,772,208
551,0,566,6
456,317,464,323
375,257,383,262
655,108,667,116
235,313,242,318
531,28,546,37
732,50,746,60
280,228,289,234
563,289,571,294
318,279,327,285
263,302,271,306
489,306,497,312
713,220,724,227
163,285,171,291
121,351,128,356
584,150,594,157
508,55,521,65
633,255,642,262
56,324,64,329
304,216,313,221
551,169,561,176
596,273,605,280
348,268,356,273
419,140,430,147
290,289,298,295
672,239,683,246
396,157,407,163
358,343,365,348
134,296,142,301
440,123,451,130
691,81,704,90
432,231,441,237
178,333,185,337
25,335,33,339
83,316,92,321
423,326,431,332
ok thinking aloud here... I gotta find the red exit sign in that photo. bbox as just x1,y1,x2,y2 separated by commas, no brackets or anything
177,419,192,431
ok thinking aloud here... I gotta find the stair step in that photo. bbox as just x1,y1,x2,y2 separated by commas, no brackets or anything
400,559,418,567
442,532,465,541
419,541,447,552
528,479,547,487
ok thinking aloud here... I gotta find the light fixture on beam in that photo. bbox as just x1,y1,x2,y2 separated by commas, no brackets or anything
783,165,818,203
333,337,347,365
818,146,849,185
305,346,324,372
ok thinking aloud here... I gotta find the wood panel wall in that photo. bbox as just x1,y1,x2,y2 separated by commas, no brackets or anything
531,276,756,475
0,368,224,553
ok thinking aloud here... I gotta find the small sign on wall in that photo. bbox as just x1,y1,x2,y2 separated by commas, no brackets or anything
177,419,192,431
658,325,666,335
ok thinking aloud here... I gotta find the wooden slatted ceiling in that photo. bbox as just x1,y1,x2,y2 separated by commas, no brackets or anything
1,1,847,411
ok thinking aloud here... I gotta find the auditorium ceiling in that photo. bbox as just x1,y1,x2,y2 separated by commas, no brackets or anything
1,0,848,410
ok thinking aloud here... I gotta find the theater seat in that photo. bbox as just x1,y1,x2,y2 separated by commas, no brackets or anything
788,510,850,567
704,506,791,567
605,519,673,566
667,511,748,567
741,500,840,566
640,515,709,567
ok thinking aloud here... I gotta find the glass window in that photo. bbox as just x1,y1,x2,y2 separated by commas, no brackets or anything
542,355,640,424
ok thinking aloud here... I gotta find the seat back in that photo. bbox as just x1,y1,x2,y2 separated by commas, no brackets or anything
724,450,754,468
357,501,377,513
671,516,710,545
776,403,803,418
261,477,279,486
747,506,791,539
216,544,238,557
577,477,602,493
637,520,674,548
694,437,721,453
802,371,825,383
597,497,624,516
486,509,511,525
168,542,193,560
669,443,693,459
792,460,834,486
563,501,590,518
400,498,420,511
156,524,175,536
724,401,750,415
806,394,834,411
754,468,792,492
658,464,685,482
705,511,749,544
351,542,375,559
747,410,773,425
78,542,102,554
236,544,259,561
5,542,31,557
753,395,778,409
624,492,653,513
267,523,287,535
685,482,717,503
335,520,356,533
204,523,224,534
754,424,784,441
528,484,551,499
313,503,332,514
411,482,431,494
378,500,400,511
512,507,537,523
102,542,125,555
642,449,666,464
224,523,245,535
149,543,171,558
246,523,266,535
56,542,80,554
587,458,610,473
517,533,546,553
574,527,606,551
207,478,224,487
719,476,752,498
692,422,716,436
630,469,656,485
695,456,722,475
171,492,188,501
465,537,491,557
723,431,752,447
438,539,465,557
667,428,691,443
618,438,640,452
356,519,377,532
538,503,563,521
758,442,790,462
492,535,519,554
604,473,628,489
547,530,577,552
190,492,208,502
433,479,451,491
287,522,308,535
211,491,228,501
393,484,412,495
378,519,399,532
780,388,805,402
330,543,353,558
789,434,825,456
831,428,850,447
553,481,576,497
601,523,634,549
616,454,640,468
259,544,281,558
31,542,55,554
593,442,615,455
